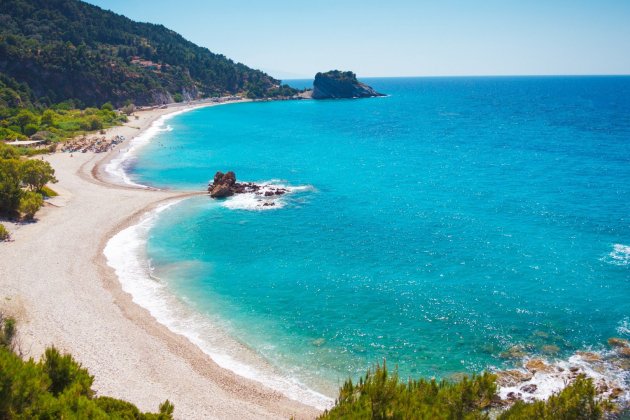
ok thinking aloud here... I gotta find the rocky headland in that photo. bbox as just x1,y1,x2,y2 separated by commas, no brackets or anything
208,171,288,201
311,70,385,99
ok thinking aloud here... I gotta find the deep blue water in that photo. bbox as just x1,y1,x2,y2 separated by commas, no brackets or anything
129,77,630,393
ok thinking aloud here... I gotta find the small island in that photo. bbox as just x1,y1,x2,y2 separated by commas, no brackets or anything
311,70,385,99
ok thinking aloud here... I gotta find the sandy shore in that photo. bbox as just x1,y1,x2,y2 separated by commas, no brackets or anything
0,102,320,419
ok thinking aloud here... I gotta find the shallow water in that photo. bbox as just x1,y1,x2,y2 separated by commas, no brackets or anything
125,77,630,396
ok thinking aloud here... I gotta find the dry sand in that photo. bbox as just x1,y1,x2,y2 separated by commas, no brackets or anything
0,102,320,419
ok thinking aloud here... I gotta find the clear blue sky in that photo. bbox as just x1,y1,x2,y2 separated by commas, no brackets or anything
84,0,630,79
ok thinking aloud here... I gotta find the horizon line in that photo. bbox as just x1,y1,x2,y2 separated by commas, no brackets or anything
280,73,630,81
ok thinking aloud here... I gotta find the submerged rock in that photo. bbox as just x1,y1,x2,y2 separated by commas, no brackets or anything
608,337,629,348
576,351,602,362
312,70,385,99
500,345,528,359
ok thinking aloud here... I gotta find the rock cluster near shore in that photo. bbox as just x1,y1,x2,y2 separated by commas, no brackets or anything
493,337,630,406
208,171,288,201
312,70,385,99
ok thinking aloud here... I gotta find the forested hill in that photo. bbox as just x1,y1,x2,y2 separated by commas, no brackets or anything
0,0,291,108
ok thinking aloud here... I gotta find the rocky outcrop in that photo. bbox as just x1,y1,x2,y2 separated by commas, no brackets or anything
208,171,288,198
312,70,384,99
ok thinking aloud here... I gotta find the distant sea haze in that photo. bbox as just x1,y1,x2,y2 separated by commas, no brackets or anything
119,76,630,398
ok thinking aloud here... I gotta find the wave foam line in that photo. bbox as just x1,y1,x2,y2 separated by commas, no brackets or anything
221,181,315,211
495,351,630,405
103,200,333,410
603,243,630,267
104,107,192,188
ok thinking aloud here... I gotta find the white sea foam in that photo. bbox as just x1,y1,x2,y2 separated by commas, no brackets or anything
221,182,314,211
495,352,630,404
617,318,630,336
602,243,630,266
104,200,333,410
104,107,192,188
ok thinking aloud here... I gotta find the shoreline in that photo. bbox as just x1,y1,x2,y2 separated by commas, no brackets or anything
2,98,628,417
0,100,322,419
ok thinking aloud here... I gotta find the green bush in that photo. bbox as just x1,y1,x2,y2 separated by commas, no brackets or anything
18,191,43,220
320,363,497,419
173,93,183,103
41,109,57,127
40,185,58,197
20,159,58,191
87,115,103,130
100,102,114,112
23,123,39,136
0,158,23,215
0,315,174,419
0,223,9,241
7,125,21,134
0,313,15,347
320,363,608,419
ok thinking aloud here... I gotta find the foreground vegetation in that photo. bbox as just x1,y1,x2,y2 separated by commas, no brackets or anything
0,313,174,419
320,362,610,419
0,142,57,218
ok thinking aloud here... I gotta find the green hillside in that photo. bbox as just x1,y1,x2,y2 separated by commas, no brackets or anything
0,0,292,108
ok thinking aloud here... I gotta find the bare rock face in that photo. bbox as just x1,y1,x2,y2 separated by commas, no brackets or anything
208,171,288,199
312,70,385,99
209,171,237,198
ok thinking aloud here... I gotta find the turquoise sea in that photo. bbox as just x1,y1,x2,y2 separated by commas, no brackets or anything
119,77,630,402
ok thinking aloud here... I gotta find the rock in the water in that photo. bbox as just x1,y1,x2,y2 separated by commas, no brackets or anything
520,384,538,394
312,70,384,99
618,347,630,358
525,359,554,373
495,370,533,387
500,345,527,359
208,171,289,202
576,351,602,362
608,337,629,348
210,183,233,198
209,171,237,198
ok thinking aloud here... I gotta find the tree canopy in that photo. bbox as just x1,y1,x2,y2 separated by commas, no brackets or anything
0,0,293,108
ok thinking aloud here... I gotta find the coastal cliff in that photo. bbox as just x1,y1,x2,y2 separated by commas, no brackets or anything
312,70,384,99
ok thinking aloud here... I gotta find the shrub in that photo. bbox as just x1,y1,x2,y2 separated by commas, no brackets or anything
320,362,497,419
8,124,21,134
0,223,9,241
41,109,57,126
100,102,114,112
0,316,174,418
20,159,58,191
40,186,58,197
43,346,94,397
0,142,20,159
24,123,39,136
0,313,15,347
18,191,43,219
173,93,183,103
321,364,608,419
0,158,23,215
14,109,38,128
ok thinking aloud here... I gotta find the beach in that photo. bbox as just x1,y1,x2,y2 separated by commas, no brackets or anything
0,102,320,419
